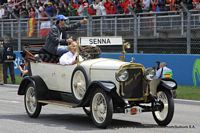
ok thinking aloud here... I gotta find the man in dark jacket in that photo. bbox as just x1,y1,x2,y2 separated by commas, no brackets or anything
42,14,87,56
2,36,16,84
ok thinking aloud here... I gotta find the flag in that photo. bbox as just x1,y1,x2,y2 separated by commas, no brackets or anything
39,21,51,37
28,18,36,37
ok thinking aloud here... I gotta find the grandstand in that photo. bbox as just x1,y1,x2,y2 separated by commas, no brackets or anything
0,0,200,54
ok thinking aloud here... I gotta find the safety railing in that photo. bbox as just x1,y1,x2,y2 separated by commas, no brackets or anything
1,12,199,39
0,9,200,53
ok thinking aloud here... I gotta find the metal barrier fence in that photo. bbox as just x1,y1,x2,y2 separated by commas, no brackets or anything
0,9,200,54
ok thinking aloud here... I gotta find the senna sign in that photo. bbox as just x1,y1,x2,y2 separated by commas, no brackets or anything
78,36,123,46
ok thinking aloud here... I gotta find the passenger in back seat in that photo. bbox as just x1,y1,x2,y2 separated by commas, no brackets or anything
59,41,83,65
42,14,87,56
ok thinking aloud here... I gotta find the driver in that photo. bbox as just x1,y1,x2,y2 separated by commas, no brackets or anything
59,41,83,65
155,62,173,79
41,14,87,56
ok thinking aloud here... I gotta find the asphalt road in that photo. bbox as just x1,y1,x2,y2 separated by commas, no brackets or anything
0,84,199,133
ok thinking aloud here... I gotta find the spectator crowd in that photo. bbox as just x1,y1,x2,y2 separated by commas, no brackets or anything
0,0,199,19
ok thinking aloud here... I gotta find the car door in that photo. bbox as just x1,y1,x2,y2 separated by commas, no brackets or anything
30,62,59,90
54,64,77,92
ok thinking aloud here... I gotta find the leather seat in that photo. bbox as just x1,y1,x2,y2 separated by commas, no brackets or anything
39,48,59,63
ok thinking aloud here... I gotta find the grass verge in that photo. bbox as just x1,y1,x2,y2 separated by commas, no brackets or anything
7,75,22,85
176,86,200,101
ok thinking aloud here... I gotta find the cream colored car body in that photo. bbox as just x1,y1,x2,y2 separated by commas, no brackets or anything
31,58,129,93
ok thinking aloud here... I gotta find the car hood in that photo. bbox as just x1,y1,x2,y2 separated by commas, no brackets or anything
80,58,128,70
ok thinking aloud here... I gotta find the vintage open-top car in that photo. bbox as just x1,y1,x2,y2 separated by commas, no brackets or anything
18,36,177,128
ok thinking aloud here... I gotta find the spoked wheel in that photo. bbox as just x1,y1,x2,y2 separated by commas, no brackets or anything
24,83,42,118
83,107,91,116
71,67,88,103
91,88,113,128
152,89,174,126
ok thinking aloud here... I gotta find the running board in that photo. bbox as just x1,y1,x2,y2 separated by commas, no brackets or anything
38,100,78,108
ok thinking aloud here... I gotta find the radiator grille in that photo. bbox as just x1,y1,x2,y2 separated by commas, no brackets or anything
123,69,144,99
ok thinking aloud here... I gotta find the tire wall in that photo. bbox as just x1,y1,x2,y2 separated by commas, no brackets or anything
13,51,200,86
101,53,200,87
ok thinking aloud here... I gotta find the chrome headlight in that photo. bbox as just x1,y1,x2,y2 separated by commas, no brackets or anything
116,69,129,82
145,68,156,81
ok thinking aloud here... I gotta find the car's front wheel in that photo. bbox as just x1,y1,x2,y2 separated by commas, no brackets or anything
152,89,174,126
24,83,42,118
91,88,113,128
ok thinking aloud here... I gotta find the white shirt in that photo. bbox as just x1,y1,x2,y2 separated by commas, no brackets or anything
93,2,107,16
59,51,83,65
77,5,84,16
155,66,172,79
0,8,5,19
143,0,151,10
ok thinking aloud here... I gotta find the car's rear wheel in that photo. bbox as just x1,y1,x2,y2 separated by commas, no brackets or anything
91,88,113,128
24,83,42,118
71,66,88,103
152,89,174,126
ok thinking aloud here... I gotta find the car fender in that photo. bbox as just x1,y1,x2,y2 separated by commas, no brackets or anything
79,81,125,107
18,76,49,100
158,78,177,91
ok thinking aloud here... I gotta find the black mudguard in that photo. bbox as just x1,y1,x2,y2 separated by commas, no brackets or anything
17,76,49,100
158,78,177,91
79,81,125,107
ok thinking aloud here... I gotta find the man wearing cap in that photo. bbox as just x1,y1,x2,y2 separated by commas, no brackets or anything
155,62,173,79
42,14,87,56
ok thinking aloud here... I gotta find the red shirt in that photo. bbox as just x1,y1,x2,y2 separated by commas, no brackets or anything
104,1,113,14
71,2,79,9
88,6,96,15
120,0,130,14
107,5,117,14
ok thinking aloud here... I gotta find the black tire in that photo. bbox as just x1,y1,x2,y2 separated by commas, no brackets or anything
90,88,113,128
152,89,174,126
71,66,88,103
83,107,91,117
24,83,42,118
